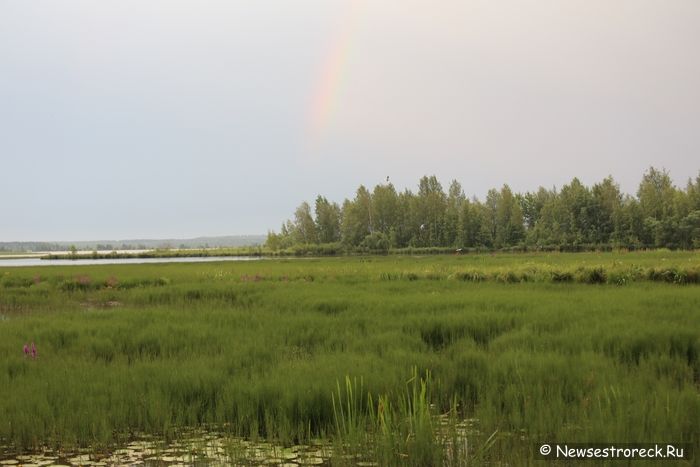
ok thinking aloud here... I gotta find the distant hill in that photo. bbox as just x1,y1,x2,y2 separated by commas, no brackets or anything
0,235,266,252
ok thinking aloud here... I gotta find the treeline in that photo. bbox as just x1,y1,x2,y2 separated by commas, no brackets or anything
0,242,64,253
0,235,266,253
0,242,149,253
267,168,700,252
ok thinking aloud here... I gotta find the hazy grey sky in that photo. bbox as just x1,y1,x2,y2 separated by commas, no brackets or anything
1,0,698,241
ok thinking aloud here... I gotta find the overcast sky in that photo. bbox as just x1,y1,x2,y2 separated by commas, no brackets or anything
1,0,698,241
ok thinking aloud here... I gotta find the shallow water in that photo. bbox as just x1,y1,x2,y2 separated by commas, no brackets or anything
0,256,261,268
0,432,339,467
0,417,480,466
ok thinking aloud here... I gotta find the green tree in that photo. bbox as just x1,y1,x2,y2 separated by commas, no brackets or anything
314,196,341,243
614,197,644,248
341,186,373,245
444,180,465,247
520,187,551,231
637,167,677,246
415,176,447,246
677,173,700,248
457,198,485,247
560,178,595,245
493,185,524,247
482,189,500,247
372,183,399,236
393,190,418,248
591,176,622,244
293,201,317,244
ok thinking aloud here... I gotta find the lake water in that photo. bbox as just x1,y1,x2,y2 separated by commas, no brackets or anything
0,256,262,267
0,429,337,466
0,415,475,466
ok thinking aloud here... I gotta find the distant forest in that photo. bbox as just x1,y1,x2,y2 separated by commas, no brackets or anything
267,167,700,252
0,235,266,253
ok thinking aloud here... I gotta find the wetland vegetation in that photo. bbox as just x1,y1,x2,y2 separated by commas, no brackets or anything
0,251,698,465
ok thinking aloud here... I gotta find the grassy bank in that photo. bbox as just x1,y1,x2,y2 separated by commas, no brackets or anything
1,252,698,465
38,249,700,285
42,244,699,260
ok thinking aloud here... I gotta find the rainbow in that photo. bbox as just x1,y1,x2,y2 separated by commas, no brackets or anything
306,0,364,146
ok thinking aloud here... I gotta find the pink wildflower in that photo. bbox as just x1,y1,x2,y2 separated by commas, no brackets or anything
23,343,29,357
30,342,37,359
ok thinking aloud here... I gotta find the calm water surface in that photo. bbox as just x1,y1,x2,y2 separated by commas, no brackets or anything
0,430,338,466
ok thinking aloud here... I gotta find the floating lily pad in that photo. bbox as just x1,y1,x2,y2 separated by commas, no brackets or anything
297,458,323,465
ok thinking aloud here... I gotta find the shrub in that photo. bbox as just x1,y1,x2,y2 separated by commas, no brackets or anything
550,270,574,283
452,270,485,282
360,233,390,254
576,267,606,284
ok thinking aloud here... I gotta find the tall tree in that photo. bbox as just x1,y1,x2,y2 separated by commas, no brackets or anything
341,186,373,245
293,201,317,244
372,183,399,236
638,167,676,220
457,198,485,247
314,196,341,243
637,167,677,246
393,189,418,248
494,185,524,247
482,189,500,247
559,178,595,245
444,180,465,246
591,176,622,244
416,176,447,246
521,187,554,244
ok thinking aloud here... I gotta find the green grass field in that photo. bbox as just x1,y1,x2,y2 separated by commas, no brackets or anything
1,251,699,465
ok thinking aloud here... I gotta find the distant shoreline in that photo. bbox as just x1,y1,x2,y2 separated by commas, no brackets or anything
34,245,699,261
41,248,264,260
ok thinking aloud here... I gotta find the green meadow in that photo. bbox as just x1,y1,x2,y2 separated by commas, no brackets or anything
1,251,699,465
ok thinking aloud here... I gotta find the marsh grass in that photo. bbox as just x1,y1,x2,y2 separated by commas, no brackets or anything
0,251,698,464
